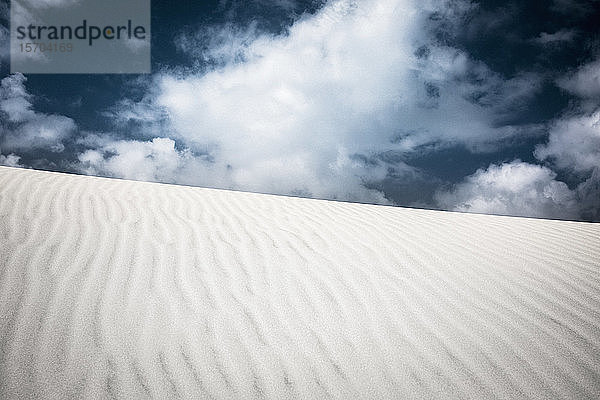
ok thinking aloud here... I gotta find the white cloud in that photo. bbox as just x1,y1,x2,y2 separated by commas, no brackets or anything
0,73,35,122
438,107,600,220
77,137,246,194
557,57,600,100
77,134,393,202
535,111,600,174
435,161,580,220
0,73,76,152
0,153,24,167
78,137,192,183
94,0,542,203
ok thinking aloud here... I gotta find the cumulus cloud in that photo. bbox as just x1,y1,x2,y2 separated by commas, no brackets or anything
435,161,580,220
77,133,394,202
78,137,197,183
0,73,76,153
88,0,544,204
0,153,24,167
437,105,600,220
439,110,600,220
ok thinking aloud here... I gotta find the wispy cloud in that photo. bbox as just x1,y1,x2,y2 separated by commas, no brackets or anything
557,56,600,102
535,111,600,174
0,73,76,153
532,29,577,44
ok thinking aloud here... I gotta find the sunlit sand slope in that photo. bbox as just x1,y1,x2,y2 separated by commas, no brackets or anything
1,166,599,399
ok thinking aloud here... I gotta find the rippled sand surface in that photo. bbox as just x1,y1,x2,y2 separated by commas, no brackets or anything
1,166,599,399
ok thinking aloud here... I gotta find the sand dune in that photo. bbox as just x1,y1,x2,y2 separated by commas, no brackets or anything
0,166,599,399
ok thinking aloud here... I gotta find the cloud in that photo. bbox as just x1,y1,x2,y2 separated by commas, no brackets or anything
439,108,600,221
557,57,600,101
433,36,600,221
535,111,600,174
91,0,544,204
0,73,35,122
175,22,263,67
0,73,76,153
532,29,577,44
439,109,600,220
77,133,394,202
0,153,24,167
78,137,198,183
534,54,600,220
435,161,580,220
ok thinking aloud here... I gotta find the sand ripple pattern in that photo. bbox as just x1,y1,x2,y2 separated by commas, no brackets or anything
1,166,599,399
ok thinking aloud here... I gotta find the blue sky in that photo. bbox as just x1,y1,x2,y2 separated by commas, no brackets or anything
0,0,599,221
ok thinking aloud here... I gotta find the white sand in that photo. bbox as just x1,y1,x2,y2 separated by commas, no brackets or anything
0,165,599,399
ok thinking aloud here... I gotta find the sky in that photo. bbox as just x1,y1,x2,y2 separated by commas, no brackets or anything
0,0,599,221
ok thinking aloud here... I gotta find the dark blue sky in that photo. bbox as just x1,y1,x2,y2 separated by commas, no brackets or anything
1,0,599,220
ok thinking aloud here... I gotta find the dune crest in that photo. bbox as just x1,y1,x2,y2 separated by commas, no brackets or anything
0,166,599,399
